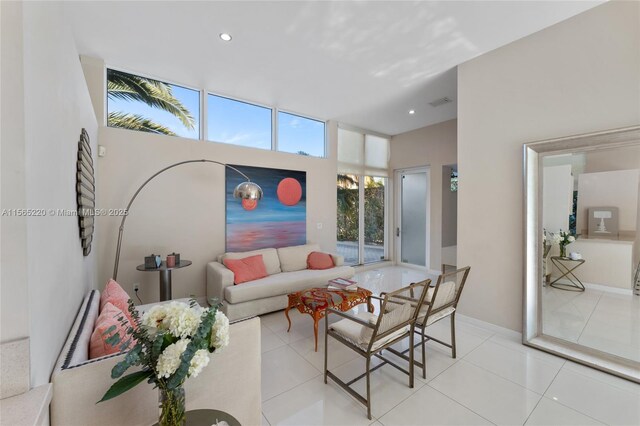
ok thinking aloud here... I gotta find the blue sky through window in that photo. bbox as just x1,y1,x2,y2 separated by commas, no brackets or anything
107,78,200,139
278,112,325,157
207,94,272,150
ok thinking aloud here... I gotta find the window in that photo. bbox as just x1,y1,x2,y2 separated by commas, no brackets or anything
207,94,272,150
277,112,325,157
450,170,458,192
364,176,386,263
337,174,359,265
107,68,200,139
105,69,327,157
336,128,390,265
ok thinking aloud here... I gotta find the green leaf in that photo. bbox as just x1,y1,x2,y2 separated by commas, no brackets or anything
151,333,166,359
98,370,152,403
111,344,142,379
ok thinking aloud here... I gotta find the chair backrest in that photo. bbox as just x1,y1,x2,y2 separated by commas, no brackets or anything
418,266,471,321
367,280,431,350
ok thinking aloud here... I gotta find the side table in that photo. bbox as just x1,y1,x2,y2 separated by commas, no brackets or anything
550,256,585,292
151,409,240,426
136,260,192,301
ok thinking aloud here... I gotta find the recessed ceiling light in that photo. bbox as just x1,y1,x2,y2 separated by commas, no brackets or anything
219,33,232,42
408,109,415,115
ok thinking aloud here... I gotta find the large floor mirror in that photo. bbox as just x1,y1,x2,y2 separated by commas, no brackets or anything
524,126,640,383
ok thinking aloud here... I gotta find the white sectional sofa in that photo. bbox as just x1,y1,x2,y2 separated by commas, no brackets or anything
50,291,261,426
207,243,355,321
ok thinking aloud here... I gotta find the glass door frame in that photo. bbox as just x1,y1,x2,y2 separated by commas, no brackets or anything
394,166,431,270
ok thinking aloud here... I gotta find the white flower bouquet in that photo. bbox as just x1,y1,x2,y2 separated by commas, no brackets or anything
557,230,576,258
99,299,229,425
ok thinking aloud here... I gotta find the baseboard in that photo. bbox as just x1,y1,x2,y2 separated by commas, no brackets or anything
353,260,393,273
456,313,522,340
583,282,633,296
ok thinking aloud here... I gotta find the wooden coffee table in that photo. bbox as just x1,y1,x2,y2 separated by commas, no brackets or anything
285,286,374,351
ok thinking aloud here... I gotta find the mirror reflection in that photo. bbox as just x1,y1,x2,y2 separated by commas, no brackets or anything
541,144,640,362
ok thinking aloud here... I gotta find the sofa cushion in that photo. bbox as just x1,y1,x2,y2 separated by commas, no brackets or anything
219,248,281,276
100,279,134,325
223,255,268,284
225,265,354,304
90,302,130,359
277,243,320,272
307,251,335,270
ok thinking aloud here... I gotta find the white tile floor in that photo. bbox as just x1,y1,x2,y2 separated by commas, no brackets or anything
260,267,640,426
542,286,640,362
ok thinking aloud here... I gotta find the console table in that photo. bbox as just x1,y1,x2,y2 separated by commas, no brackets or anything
136,260,191,301
550,256,585,292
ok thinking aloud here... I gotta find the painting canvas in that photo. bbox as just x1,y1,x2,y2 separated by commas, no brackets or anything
226,165,306,252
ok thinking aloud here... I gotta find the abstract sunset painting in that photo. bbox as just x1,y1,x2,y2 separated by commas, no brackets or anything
226,165,306,252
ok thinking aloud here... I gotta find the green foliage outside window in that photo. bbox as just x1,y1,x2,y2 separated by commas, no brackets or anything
337,175,385,245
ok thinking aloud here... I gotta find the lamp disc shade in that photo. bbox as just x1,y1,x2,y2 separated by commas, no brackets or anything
234,181,263,200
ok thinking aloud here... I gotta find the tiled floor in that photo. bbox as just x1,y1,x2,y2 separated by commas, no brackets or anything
260,267,640,425
542,286,640,362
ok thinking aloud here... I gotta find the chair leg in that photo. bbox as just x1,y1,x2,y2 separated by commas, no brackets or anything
366,356,372,420
421,327,427,379
409,327,415,388
324,316,329,384
450,313,457,359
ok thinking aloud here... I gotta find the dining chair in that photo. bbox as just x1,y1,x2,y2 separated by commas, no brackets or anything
386,266,471,379
323,280,431,420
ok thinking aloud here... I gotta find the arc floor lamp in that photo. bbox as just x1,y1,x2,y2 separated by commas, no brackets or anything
112,159,263,280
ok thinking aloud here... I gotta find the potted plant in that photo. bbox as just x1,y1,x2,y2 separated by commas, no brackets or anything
556,230,576,258
98,299,229,426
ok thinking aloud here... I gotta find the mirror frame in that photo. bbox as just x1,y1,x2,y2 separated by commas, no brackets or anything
523,125,640,383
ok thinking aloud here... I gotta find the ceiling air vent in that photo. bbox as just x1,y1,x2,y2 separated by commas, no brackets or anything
429,97,452,107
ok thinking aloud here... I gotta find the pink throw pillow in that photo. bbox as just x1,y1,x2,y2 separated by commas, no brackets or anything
100,279,135,325
223,255,268,285
90,302,130,359
307,252,335,270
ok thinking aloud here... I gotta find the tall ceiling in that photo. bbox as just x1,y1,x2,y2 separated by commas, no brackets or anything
64,1,602,135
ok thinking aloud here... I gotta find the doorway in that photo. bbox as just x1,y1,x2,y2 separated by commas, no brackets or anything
395,167,430,268
442,164,458,268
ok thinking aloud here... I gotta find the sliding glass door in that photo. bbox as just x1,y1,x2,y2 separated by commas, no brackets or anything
337,174,388,265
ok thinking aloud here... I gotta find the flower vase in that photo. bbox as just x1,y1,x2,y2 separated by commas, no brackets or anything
159,387,186,426
560,245,567,258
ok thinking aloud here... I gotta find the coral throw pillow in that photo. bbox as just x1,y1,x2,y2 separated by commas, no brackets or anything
307,252,335,270
100,279,134,325
223,254,268,285
90,302,130,359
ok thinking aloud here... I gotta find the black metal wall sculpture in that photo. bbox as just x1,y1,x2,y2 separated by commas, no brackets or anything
76,129,94,255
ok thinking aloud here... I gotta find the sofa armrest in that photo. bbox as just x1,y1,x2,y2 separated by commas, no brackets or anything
207,261,235,303
330,253,345,266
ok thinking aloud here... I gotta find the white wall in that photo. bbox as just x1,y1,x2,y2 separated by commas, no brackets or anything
1,1,30,344
390,119,457,270
577,169,639,234
82,58,339,301
0,1,99,387
458,1,640,331
543,165,573,233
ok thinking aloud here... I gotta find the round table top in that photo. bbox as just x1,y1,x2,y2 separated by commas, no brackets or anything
550,256,585,263
151,409,240,426
136,260,192,272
